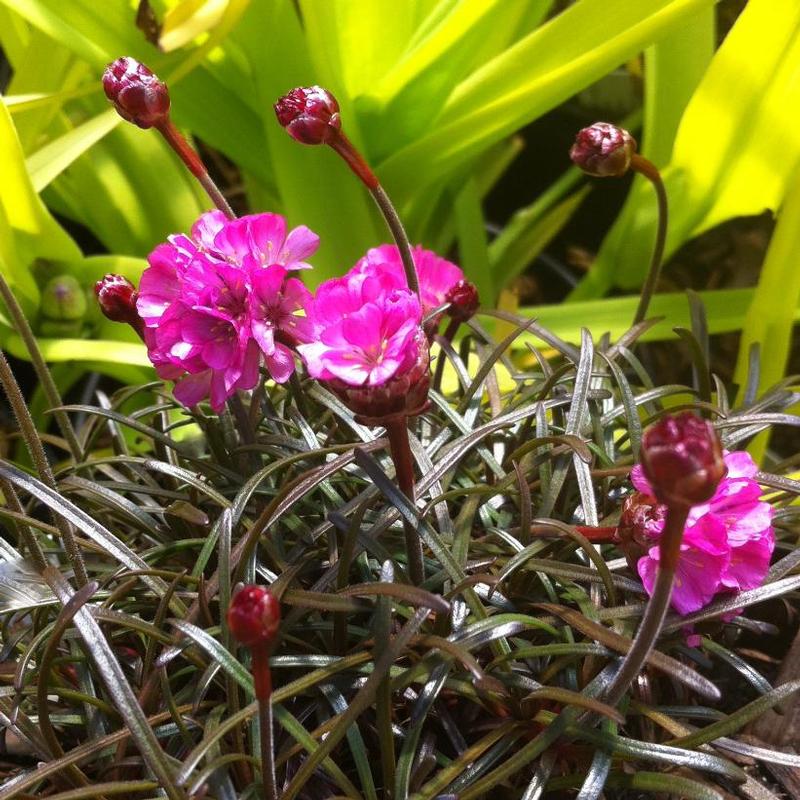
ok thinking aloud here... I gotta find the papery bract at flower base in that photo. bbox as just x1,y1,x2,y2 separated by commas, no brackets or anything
620,449,775,615
129,210,319,411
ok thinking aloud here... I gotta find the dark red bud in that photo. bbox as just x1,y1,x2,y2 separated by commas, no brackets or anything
274,86,341,145
94,274,144,338
570,122,636,178
227,585,280,648
640,412,725,507
445,280,479,323
103,57,170,129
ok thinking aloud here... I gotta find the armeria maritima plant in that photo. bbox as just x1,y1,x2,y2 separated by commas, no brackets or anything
6,37,797,800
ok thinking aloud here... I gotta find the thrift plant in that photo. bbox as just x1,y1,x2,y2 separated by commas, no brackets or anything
0,45,798,800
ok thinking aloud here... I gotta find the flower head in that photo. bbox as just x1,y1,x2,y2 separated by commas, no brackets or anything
570,122,636,178
129,210,319,411
352,244,475,327
95,274,144,337
274,86,341,145
227,585,280,647
299,262,430,423
620,450,775,615
640,412,725,506
102,57,170,129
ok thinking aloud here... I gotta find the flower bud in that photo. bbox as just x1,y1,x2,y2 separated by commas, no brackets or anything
570,122,636,177
227,585,281,648
103,57,170,129
94,273,144,337
274,86,341,145
41,275,88,322
640,412,725,507
445,279,479,323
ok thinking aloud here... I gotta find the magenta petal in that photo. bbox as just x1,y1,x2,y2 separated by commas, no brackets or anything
297,342,334,380
202,336,237,369
191,211,228,251
723,450,758,479
264,342,295,383
174,371,211,407
722,533,774,591
281,225,320,265
722,501,774,546
323,357,370,386
235,339,262,391
251,264,288,299
252,319,277,355
248,213,287,263
630,464,654,495
209,371,234,412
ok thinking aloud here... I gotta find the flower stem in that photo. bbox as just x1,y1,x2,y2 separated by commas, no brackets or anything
330,133,420,297
573,525,618,543
155,119,235,220
0,271,82,461
0,348,86,584
630,153,668,327
432,318,460,393
384,417,424,586
251,643,277,800
602,502,688,709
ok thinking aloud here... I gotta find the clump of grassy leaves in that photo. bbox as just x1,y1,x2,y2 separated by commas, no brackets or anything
1,302,800,800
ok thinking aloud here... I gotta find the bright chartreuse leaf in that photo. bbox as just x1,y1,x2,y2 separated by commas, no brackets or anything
234,0,383,284
377,0,717,198
159,0,228,52
0,98,81,307
573,0,800,296
733,159,800,460
513,287,798,351
27,108,121,192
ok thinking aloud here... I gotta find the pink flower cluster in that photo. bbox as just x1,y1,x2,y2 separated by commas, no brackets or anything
131,209,474,415
136,210,317,411
624,450,774,615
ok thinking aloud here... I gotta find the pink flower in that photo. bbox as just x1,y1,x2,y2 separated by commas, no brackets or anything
622,450,775,615
134,210,318,411
353,244,473,321
298,264,430,423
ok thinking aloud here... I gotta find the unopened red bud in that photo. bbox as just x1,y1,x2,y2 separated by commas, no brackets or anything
445,280,479,323
640,412,725,507
94,274,144,338
227,585,280,648
570,122,636,178
274,86,341,145
103,57,170,129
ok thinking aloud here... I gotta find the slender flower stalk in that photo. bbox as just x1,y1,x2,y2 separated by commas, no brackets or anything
103,57,234,219
274,86,420,297
227,585,281,800
601,412,725,708
384,417,425,585
569,122,668,326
